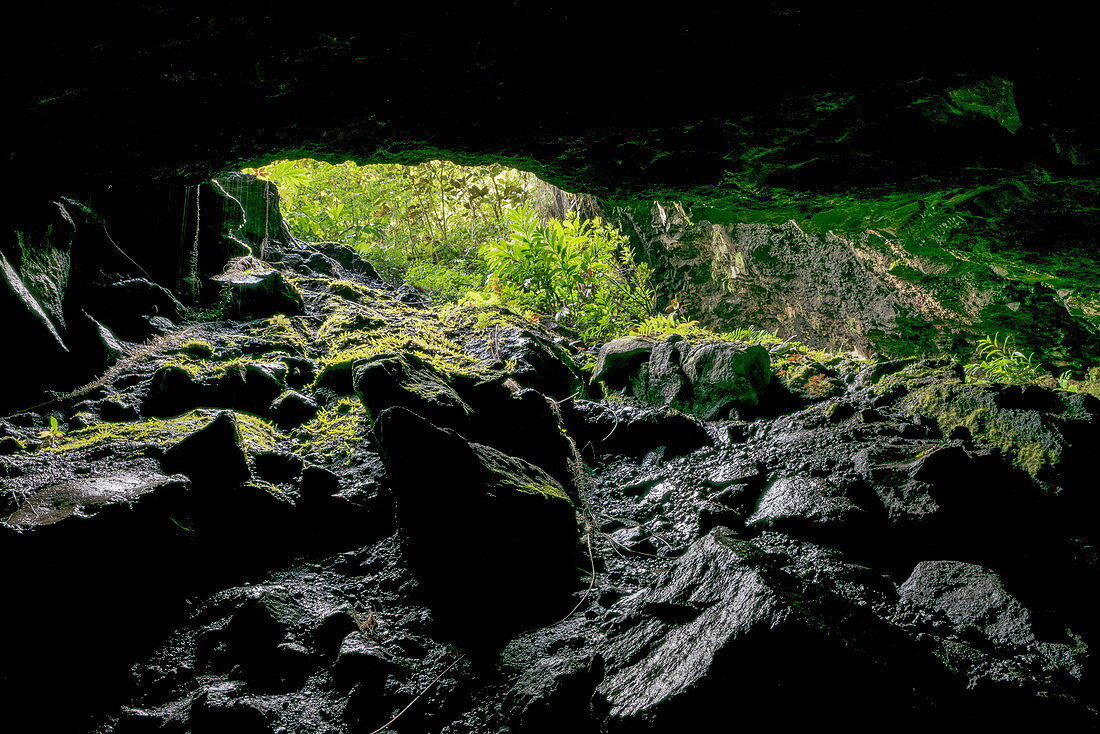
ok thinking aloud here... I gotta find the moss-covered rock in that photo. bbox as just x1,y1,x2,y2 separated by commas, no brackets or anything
212,256,304,319
292,398,368,465
595,336,772,419
877,362,1100,489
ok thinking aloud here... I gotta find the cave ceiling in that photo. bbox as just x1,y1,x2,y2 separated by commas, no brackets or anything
10,3,1100,226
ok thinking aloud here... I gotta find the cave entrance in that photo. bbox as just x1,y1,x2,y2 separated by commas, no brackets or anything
245,158,659,344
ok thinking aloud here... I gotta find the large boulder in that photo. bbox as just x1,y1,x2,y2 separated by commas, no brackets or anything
592,336,657,387
375,406,579,645
594,337,772,419
681,341,773,418
894,560,1088,699
161,410,252,486
598,527,947,730
354,354,471,429
212,256,304,319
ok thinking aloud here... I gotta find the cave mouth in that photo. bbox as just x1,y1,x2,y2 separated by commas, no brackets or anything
245,157,550,290
235,157,665,346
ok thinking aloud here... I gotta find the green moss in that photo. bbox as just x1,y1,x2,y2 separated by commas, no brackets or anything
903,381,1062,479
314,291,491,384
46,410,284,455
174,338,216,358
293,398,368,463
437,294,531,333
244,479,292,499
246,314,313,353
509,479,570,502
234,413,283,453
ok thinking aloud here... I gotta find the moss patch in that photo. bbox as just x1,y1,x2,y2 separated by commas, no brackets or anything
900,377,1064,480
314,290,493,385
508,479,570,502
292,398,368,463
46,410,284,455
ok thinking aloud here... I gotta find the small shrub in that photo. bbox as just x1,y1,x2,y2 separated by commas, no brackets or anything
481,206,657,342
964,334,1043,385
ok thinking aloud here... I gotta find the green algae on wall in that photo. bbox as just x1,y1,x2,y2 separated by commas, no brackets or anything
626,178,1100,375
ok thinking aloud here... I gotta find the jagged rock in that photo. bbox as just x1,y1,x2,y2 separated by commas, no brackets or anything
212,256,304,319
354,354,470,429
598,527,947,730
596,337,773,419
0,249,68,391
894,560,1088,702
376,406,579,644
83,311,128,363
89,278,184,342
271,389,319,428
160,410,251,486
593,336,656,386
746,475,867,531
897,561,1044,647
460,380,577,490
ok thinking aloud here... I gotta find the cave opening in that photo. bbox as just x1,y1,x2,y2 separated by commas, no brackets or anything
5,8,1100,732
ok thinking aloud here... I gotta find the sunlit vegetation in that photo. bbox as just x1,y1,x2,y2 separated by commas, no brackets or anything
246,159,659,342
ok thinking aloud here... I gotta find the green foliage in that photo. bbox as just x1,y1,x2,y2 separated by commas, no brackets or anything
246,158,532,293
964,334,1044,384
627,313,783,346
633,314,704,337
482,206,657,342
38,415,64,442
248,158,659,343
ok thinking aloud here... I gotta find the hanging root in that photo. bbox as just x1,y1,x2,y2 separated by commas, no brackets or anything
367,654,467,734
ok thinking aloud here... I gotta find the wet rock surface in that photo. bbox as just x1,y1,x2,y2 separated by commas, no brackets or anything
595,337,772,419
2,225,1099,733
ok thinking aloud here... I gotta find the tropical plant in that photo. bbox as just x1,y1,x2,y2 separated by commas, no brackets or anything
246,158,534,288
964,334,1043,384
481,206,658,342
38,416,64,443
632,314,703,337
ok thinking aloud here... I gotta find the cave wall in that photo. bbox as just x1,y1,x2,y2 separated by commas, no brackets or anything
7,3,1100,393
0,176,284,406
625,185,1100,369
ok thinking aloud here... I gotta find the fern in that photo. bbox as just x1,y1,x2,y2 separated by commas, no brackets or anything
964,334,1043,384
633,314,703,337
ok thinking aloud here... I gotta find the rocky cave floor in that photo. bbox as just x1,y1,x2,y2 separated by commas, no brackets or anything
2,238,1100,733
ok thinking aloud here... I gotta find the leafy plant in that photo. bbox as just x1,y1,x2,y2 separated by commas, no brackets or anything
632,314,703,337
38,416,64,443
247,158,535,286
964,334,1043,384
248,159,658,341
481,206,658,342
